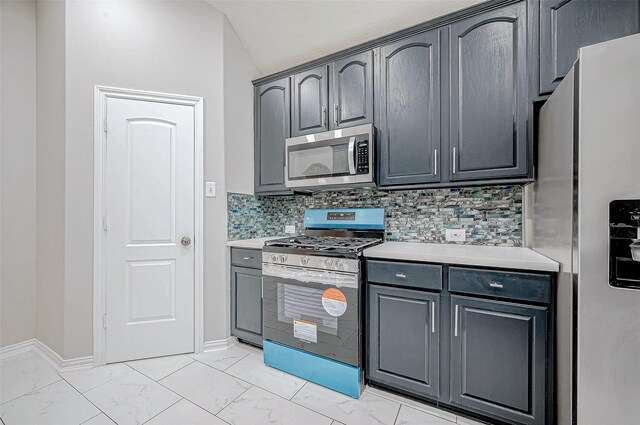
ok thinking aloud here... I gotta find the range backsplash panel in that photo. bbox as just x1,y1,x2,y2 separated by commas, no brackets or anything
227,186,523,246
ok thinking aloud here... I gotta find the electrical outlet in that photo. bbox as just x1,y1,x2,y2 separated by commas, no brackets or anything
285,225,296,234
445,228,466,242
205,182,216,197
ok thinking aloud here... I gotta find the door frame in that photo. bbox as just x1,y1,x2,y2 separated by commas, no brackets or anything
93,86,204,366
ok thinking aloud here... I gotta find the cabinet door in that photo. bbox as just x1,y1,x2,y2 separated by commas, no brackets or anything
254,77,291,194
540,0,640,94
329,51,374,129
231,266,263,346
377,30,442,186
368,285,440,399
292,65,329,136
450,295,547,425
449,2,528,181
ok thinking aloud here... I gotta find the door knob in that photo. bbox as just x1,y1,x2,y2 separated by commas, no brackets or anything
181,236,192,246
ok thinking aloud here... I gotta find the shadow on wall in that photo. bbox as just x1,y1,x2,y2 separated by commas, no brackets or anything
227,186,523,246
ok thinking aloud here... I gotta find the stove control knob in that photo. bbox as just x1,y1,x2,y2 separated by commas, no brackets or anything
324,258,333,268
300,256,309,266
270,254,278,262
335,259,344,270
279,254,288,263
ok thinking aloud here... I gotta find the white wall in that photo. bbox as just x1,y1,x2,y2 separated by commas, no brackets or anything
0,0,37,348
36,0,66,356
223,17,259,195
64,0,229,358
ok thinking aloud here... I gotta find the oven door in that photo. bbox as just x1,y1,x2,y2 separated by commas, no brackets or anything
262,263,360,366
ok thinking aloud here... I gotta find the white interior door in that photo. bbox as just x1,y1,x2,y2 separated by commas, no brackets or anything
104,96,195,363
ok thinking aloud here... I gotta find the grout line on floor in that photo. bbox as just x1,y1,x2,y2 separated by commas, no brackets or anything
0,377,63,406
140,397,183,425
392,402,402,425
79,412,105,425
71,376,119,425
139,358,195,382
288,380,307,401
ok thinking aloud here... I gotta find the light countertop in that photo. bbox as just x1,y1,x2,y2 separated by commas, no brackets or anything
226,237,284,250
363,242,559,272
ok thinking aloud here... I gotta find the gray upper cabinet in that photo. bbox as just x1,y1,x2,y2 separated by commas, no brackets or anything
368,284,440,399
329,51,374,129
254,77,291,194
450,295,548,425
540,0,640,94
292,65,329,136
377,30,442,186
449,2,529,181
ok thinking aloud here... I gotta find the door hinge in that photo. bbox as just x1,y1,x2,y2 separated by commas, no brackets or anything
103,315,108,329
103,118,108,134
102,217,108,231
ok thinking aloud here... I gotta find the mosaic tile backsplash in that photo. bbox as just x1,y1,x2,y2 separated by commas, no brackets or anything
227,186,523,246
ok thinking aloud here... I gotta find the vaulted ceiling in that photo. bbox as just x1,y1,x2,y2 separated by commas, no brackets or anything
208,0,487,77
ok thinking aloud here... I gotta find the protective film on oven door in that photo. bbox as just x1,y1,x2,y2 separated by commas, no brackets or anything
262,269,360,366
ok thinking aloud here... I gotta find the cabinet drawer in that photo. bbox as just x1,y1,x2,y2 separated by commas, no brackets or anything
231,248,262,269
449,267,551,304
367,260,442,291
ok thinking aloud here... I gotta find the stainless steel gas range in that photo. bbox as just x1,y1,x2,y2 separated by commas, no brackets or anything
261,208,385,398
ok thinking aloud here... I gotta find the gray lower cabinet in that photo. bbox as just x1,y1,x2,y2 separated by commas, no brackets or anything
377,30,442,187
368,284,440,399
450,295,548,425
254,77,291,194
230,249,263,347
539,0,640,95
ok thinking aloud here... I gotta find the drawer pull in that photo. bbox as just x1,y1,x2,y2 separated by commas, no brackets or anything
431,301,436,333
243,256,253,261
395,273,407,279
489,282,504,289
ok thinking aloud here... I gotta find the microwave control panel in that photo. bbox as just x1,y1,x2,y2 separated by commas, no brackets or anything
356,141,369,174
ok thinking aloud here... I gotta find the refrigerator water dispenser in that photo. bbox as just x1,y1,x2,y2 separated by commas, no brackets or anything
610,200,640,289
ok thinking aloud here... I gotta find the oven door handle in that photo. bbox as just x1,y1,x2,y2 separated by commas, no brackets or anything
348,137,356,175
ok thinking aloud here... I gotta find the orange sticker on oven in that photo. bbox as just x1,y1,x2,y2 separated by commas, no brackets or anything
322,288,347,317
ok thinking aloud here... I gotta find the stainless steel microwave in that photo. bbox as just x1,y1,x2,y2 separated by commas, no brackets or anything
285,123,375,191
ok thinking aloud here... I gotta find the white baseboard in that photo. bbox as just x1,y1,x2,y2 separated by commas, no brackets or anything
0,339,93,372
0,339,36,360
203,337,236,352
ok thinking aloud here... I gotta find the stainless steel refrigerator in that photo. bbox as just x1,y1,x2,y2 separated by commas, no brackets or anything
528,33,640,425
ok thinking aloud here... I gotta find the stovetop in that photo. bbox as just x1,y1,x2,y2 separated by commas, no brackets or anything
264,235,382,254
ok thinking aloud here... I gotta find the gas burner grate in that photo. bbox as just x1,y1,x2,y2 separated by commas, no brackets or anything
265,235,382,253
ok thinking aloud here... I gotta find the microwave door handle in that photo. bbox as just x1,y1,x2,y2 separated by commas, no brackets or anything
348,137,356,175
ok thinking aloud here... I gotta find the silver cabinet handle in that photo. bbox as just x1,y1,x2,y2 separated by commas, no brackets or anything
395,273,406,279
322,106,327,127
261,277,264,299
334,104,339,125
452,147,457,174
243,256,253,261
489,282,504,289
434,149,438,175
431,301,436,333
454,304,459,337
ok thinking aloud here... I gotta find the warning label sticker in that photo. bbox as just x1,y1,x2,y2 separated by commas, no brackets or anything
293,319,318,343
322,288,348,317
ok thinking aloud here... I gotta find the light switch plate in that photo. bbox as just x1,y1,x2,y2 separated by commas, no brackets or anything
205,182,216,197
285,225,296,234
445,228,466,242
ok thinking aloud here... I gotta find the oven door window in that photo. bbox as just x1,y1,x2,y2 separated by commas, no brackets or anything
288,138,352,180
278,283,339,335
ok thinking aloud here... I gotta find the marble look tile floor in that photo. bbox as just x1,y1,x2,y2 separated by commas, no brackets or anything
0,342,489,425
